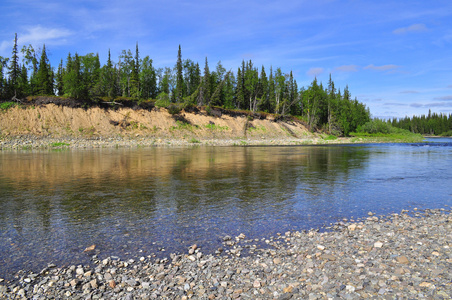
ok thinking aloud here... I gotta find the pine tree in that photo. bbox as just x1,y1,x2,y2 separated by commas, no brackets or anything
268,66,276,113
36,44,53,95
18,64,29,96
258,66,269,112
175,45,184,102
140,56,158,99
8,33,20,98
129,43,140,99
235,67,244,109
201,57,210,105
55,59,64,96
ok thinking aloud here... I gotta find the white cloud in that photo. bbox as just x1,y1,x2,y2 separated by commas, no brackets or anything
19,25,73,45
0,40,10,54
307,67,324,77
364,64,400,72
333,65,359,72
393,23,428,35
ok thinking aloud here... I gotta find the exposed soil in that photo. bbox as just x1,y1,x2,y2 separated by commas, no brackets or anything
0,99,314,143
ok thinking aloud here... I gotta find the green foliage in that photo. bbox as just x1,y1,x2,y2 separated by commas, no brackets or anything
155,92,170,107
0,35,372,137
322,134,338,140
204,123,229,131
0,101,18,110
351,119,424,142
167,103,182,115
50,142,70,147
357,119,393,134
189,138,200,143
390,110,452,136
439,130,452,137
170,120,197,132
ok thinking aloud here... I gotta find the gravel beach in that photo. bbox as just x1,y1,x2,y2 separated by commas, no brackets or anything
0,135,346,150
1,208,451,299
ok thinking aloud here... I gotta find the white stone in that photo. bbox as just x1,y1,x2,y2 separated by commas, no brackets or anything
374,241,384,248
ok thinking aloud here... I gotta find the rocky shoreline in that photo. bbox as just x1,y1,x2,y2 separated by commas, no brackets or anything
0,135,355,150
1,208,451,299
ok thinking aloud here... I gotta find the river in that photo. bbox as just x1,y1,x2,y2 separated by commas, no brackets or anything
1,138,451,280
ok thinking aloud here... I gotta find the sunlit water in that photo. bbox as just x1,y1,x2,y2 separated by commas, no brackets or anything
1,138,451,279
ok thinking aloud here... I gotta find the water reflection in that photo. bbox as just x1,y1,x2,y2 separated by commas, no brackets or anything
1,143,451,279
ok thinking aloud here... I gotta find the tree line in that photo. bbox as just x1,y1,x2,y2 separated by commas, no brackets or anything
389,110,452,136
0,34,371,135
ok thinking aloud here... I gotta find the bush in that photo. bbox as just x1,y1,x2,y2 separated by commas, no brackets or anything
155,92,170,108
167,103,182,115
357,119,392,134
0,101,18,111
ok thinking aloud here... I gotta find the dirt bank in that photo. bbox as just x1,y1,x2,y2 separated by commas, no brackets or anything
0,103,325,144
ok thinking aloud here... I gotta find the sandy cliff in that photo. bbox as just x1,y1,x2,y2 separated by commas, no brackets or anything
0,104,314,142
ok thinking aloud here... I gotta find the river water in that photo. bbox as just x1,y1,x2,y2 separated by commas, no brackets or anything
1,138,451,279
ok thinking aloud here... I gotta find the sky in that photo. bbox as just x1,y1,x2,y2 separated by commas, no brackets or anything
1,0,451,119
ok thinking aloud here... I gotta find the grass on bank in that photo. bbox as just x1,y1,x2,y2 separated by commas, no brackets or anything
50,142,70,147
0,101,19,111
350,119,424,143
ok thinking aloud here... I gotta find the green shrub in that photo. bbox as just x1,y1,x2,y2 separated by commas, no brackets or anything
155,92,170,108
167,103,182,115
0,102,18,111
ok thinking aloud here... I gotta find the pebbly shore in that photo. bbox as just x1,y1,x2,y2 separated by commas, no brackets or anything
0,135,356,150
1,208,451,299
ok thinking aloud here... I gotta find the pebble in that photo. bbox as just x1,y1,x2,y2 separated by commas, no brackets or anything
1,209,451,299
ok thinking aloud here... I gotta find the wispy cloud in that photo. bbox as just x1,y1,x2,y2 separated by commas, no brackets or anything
434,96,452,101
411,102,452,108
364,64,400,72
333,65,359,72
19,25,73,46
400,90,419,94
410,103,424,108
393,23,428,35
384,102,407,107
307,67,324,77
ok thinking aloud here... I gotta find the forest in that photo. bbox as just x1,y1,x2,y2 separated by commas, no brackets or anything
389,110,452,136
0,34,372,135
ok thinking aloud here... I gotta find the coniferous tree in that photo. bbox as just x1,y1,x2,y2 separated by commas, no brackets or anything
140,56,158,99
8,33,20,98
55,59,65,96
101,49,116,98
18,64,29,96
129,43,140,99
201,57,210,106
36,44,53,95
0,56,6,98
235,67,245,109
175,45,184,102
268,66,276,113
258,66,269,112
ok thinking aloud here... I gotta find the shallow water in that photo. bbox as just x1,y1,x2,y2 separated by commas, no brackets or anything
1,139,451,279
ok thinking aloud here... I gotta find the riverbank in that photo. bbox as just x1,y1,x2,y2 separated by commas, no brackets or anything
1,208,451,299
0,135,359,150
1,103,427,149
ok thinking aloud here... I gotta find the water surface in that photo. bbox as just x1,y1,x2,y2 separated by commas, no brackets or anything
1,140,451,279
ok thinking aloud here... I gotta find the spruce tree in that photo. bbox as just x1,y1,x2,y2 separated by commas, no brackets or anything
175,45,184,102
235,67,244,109
36,44,53,95
55,59,64,96
202,57,210,105
8,33,20,97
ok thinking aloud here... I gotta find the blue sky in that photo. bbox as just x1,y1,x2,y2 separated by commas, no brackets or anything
1,0,451,119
